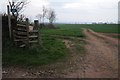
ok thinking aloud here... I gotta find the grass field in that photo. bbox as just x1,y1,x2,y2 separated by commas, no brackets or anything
41,27,84,37
55,24,119,33
3,24,119,66
41,24,119,38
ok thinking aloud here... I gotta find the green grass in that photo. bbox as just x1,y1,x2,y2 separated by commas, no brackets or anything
41,29,84,37
55,24,119,33
3,36,68,66
41,24,118,39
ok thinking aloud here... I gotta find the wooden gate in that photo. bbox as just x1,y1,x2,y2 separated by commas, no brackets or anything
12,18,39,48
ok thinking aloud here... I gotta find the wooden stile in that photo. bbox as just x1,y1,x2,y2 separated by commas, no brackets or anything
12,18,39,48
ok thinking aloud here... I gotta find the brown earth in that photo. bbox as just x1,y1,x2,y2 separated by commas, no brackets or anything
64,29,118,78
83,29,118,78
2,28,118,78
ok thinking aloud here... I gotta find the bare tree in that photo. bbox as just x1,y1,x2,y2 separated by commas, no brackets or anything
42,6,48,24
8,0,29,18
18,14,26,22
46,9,56,24
36,7,56,25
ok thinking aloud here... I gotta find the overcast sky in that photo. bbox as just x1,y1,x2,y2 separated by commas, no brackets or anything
0,0,119,23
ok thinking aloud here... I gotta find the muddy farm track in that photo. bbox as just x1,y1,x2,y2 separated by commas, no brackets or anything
83,29,118,78
3,29,118,78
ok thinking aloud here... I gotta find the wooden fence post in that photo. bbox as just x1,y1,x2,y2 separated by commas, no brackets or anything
34,20,40,44
26,18,29,47
34,20,39,30
11,16,17,42
7,5,12,40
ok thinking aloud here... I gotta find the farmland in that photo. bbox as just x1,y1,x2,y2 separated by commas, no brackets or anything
42,24,119,38
57,24,119,33
2,0,119,78
3,24,119,66
3,24,119,78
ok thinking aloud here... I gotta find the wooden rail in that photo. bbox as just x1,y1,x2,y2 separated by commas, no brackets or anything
13,19,39,48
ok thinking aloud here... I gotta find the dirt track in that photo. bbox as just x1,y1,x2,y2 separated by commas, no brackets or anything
3,28,118,78
65,28,118,78
83,29,118,78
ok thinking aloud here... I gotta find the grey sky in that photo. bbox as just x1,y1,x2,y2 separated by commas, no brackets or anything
0,0,119,23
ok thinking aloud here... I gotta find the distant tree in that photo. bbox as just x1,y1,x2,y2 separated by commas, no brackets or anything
46,9,56,24
36,6,56,26
42,6,48,24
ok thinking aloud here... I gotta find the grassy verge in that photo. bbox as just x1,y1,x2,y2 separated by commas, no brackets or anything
3,35,68,66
